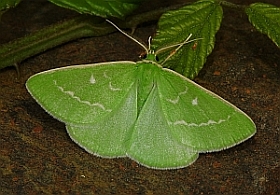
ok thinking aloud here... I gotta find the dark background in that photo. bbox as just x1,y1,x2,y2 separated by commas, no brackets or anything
0,0,279,194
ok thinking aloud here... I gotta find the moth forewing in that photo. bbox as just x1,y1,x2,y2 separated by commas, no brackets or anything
26,61,138,125
158,67,256,152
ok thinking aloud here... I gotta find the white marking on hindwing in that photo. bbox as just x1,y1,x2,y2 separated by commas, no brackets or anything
103,71,110,79
166,86,188,104
168,115,231,127
53,80,112,112
192,97,198,106
102,71,122,91
89,74,96,84
109,82,121,91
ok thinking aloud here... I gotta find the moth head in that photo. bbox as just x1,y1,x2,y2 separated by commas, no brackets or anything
142,53,159,62
138,36,159,62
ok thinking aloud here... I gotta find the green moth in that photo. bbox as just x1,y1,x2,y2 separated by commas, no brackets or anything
26,20,256,169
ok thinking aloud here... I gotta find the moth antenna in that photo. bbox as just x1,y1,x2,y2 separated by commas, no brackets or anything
106,19,149,54
148,36,152,51
158,34,203,65
156,34,203,55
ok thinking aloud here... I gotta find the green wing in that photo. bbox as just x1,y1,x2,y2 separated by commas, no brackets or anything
26,60,256,169
66,75,137,157
157,68,256,152
26,62,138,125
26,62,138,157
126,63,255,168
127,83,199,169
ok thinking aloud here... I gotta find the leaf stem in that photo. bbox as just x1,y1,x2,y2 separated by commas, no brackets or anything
220,1,247,10
0,15,113,70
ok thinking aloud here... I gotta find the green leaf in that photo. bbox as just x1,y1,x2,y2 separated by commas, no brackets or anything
151,0,223,79
0,0,21,10
245,3,280,48
0,0,21,19
48,0,143,18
